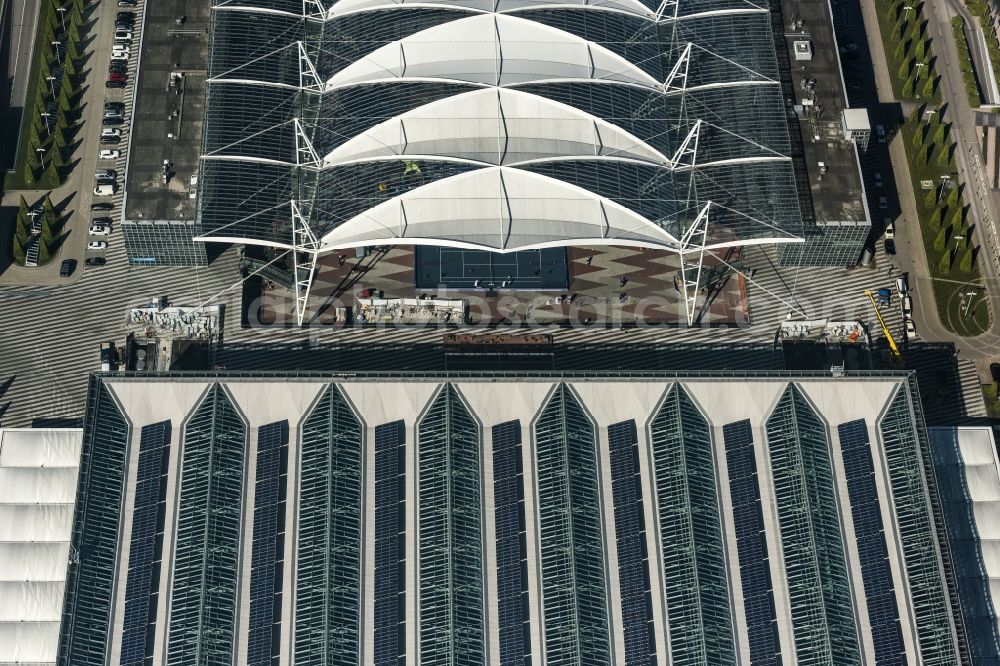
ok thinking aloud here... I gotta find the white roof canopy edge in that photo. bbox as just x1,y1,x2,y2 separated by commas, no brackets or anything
317,165,682,251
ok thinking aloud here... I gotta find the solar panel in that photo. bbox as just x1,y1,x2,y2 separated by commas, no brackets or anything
247,421,289,666
120,421,171,666
723,419,782,666
838,420,906,666
493,420,531,666
608,420,656,666
375,420,406,666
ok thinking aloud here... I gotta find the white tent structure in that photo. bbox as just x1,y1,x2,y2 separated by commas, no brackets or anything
198,0,804,324
0,428,82,666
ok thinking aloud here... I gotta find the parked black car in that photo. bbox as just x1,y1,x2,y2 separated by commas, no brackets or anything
102,117,124,126
106,80,126,89
59,259,76,277
100,135,121,144
92,216,113,226
91,202,114,211
104,102,125,113
884,239,896,256
85,257,108,267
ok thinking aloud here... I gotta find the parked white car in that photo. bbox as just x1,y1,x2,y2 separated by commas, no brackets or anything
99,149,120,160
904,319,916,338
101,128,121,138
89,224,110,236
94,184,116,196
885,223,894,240
114,30,133,41
87,241,109,251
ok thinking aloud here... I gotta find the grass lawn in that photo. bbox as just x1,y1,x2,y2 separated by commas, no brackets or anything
982,384,1000,419
873,0,943,104
952,16,983,107
900,120,991,336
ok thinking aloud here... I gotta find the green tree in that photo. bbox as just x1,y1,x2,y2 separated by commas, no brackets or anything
37,238,50,265
915,37,926,60
43,194,55,221
18,195,28,220
960,247,974,271
57,84,72,112
938,144,951,165
950,208,964,229
924,186,938,208
894,38,907,60
938,249,952,273
22,158,36,185
933,226,947,250
930,208,943,227
898,58,911,80
903,77,915,98
61,52,76,79
922,75,935,98
947,186,960,207
41,157,60,189
933,121,946,145
12,235,25,265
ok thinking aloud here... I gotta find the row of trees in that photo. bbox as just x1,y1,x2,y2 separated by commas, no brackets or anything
911,110,978,275
23,0,88,188
11,195,62,266
884,0,940,100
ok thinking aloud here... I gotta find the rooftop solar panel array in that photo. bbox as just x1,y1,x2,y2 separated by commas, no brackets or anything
492,420,532,666
723,419,781,666
247,421,289,666
374,420,407,666
838,420,906,666
120,421,171,666
63,378,972,666
608,420,656,665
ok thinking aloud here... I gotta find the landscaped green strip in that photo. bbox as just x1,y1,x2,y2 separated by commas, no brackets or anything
952,16,983,108
966,0,1000,101
874,0,942,104
899,112,990,336
5,0,56,191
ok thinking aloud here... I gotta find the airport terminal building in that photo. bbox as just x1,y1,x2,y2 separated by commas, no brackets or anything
121,0,873,323
56,372,971,665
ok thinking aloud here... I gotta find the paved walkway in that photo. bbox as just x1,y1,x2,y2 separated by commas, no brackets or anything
0,0,124,286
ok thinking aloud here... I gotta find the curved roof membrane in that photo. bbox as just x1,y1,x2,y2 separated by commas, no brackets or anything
321,87,672,167
319,166,679,251
323,14,663,91
199,0,804,258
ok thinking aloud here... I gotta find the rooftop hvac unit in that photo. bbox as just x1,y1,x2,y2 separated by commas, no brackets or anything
794,40,813,60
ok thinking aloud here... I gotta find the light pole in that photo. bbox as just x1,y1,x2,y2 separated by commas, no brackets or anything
51,41,61,65
55,6,66,33
40,111,52,137
46,75,56,98
36,148,46,172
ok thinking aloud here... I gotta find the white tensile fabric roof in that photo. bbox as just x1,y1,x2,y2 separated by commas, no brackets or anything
0,429,82,666
325,14,661,91
319,165,679,250
322,87,671,167
328,0,657,19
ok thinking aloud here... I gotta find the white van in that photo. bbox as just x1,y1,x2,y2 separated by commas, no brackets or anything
902,296,912,317
94,184,116,197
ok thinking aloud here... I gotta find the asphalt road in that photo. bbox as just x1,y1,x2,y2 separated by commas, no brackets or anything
0,0,40,169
